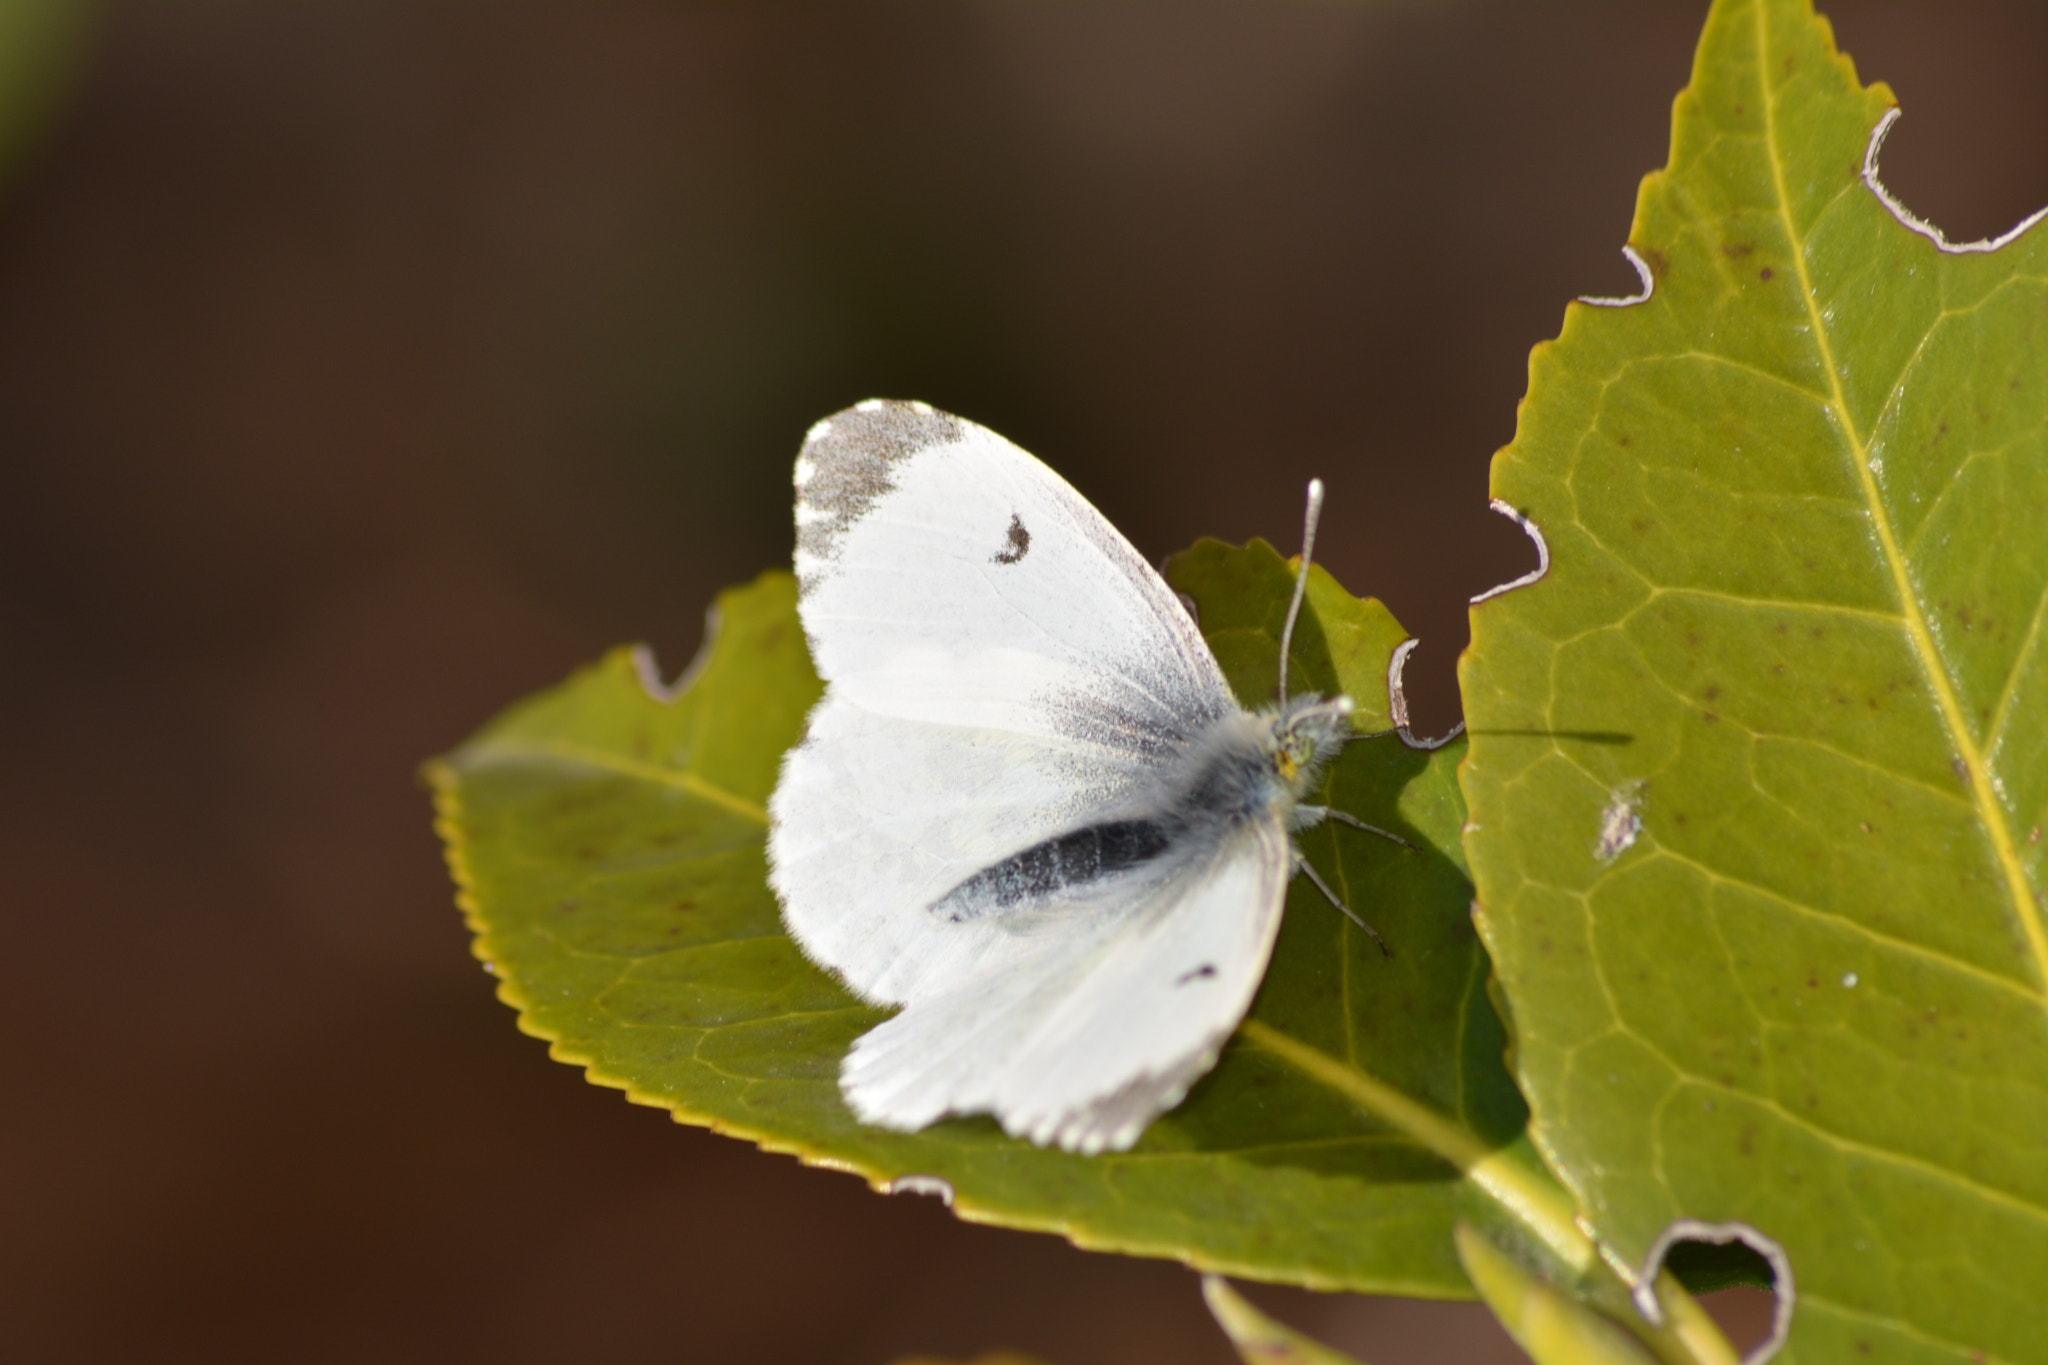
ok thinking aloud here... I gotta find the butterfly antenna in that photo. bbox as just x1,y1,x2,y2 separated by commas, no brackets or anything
1276,478,1324,705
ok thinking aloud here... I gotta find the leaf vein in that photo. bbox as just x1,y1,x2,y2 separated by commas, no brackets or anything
1642,846,2043,1004
1799,1291,2027,1365
1611,1014,2048,1231
473,737,770,825
1986,574,2048,754
1755,3,2048,991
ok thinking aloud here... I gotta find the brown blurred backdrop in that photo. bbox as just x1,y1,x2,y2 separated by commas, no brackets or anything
1,4,2042,1362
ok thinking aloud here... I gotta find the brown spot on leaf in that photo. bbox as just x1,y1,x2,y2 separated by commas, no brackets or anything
1760,267,1774,281
1723,241,1755,258
1702,711,1720,724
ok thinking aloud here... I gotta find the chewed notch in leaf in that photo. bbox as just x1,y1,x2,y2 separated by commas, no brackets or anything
1577,244,1658,308
1630,1221,1793,1365
1860,108,2048,255
1460,0,2048,1361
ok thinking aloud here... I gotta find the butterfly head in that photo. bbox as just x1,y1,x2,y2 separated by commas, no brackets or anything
1269,692,1353,794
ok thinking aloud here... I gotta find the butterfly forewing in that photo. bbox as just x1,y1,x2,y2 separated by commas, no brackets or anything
771,402,1236,1007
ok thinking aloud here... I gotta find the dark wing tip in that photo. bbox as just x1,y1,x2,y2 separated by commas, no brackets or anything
793,400,967,589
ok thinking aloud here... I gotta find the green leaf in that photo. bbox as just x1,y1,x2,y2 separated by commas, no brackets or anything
1459,0,2048,1361
1453,1226,1662,1365
432,541,1536,1296
1201,1274,1370,1365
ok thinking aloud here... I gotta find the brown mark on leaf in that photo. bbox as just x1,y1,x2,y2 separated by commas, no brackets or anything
1723,241,1755,258
1760,267,1775,281
1638,245,1669,280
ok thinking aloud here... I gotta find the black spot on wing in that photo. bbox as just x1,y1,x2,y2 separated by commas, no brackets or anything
1174,964,1218,985
992,513,1031,565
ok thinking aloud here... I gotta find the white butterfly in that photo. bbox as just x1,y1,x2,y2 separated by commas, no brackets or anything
767,399,1390,1154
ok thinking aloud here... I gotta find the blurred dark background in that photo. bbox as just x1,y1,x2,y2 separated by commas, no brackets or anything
1,4,2042,1362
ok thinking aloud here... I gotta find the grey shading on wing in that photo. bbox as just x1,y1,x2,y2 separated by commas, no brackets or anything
840,815,1293,1154
766,399,1277,1149
769,400,1240,1005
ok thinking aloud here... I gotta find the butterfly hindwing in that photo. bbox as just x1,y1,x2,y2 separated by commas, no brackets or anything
837,815,1292,1153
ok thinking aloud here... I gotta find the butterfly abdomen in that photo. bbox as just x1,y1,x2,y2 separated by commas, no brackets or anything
932,818,1176,921
929,710,1306,924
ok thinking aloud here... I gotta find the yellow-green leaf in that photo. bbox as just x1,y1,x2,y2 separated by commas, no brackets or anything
1201,1275,1369,1365
1459,1,2048,1360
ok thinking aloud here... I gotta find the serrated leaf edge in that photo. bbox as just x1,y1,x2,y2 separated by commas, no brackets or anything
1743,0,2048,989
426,752,1468,1296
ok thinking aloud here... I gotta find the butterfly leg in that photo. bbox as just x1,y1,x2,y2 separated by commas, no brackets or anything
1295,805,1412,849
1294,854,1392,957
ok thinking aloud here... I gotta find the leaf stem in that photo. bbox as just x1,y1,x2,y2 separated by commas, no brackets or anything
1239,1020,1739,1365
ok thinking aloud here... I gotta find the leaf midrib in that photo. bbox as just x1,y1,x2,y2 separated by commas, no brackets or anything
470,736,770,825
1753,2,2048,994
